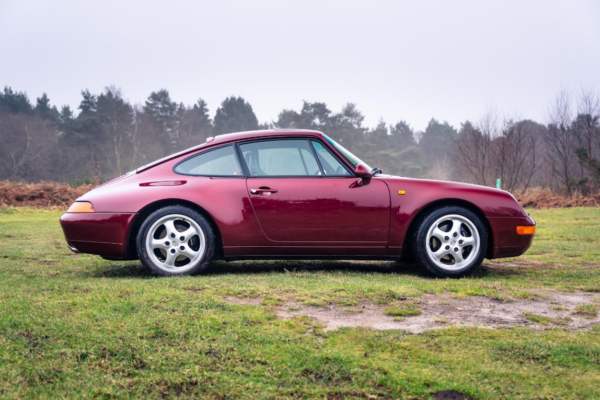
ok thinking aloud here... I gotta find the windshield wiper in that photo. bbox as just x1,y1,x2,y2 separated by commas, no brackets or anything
371,167,382,176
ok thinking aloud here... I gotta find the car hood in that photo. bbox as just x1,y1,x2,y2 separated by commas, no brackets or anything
375,174,528,218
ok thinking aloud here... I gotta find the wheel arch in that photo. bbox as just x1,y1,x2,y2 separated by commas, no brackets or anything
400,198,494,260
126,198,224,260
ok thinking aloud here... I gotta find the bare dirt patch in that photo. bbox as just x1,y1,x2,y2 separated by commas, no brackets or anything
224,291,600,333
431,390,477,400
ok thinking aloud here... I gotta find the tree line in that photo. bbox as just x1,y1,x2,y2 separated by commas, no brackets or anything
0,86,599,195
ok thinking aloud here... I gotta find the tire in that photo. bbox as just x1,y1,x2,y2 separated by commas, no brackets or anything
411,206,487,278
136,205,215,277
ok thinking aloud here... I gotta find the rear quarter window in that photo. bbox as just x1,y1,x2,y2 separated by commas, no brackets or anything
174,145,242,176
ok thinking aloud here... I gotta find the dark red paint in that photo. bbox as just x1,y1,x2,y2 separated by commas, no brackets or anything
60,212,136,257
59,129,535,260
246,177,390,243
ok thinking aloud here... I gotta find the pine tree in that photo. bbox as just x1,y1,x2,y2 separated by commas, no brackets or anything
34,93,60,124
213,96,258,135
177,98,213,150
144,89,179,154
0,87,33,114
390,121,416,151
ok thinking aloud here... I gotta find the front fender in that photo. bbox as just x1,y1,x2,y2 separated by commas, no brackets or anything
378,176,528,250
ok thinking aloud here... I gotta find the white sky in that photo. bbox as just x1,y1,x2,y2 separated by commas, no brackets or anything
1,0,599,131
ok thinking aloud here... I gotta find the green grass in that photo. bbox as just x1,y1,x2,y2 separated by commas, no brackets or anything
523,312,572,326
1,207,600,399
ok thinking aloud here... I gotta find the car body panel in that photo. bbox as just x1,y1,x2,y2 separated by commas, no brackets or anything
487,216,535,258
60,213,136,257
60,129,535,261
246,177,390,243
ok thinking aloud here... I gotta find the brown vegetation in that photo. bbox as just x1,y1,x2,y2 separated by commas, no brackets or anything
2,180,599,210
0,180,94,209
515,189,600,209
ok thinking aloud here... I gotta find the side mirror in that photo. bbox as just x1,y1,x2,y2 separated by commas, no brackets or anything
355,163,372,185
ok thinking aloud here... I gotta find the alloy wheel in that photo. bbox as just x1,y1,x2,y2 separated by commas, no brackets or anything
145,214,206,273
425,214,480,271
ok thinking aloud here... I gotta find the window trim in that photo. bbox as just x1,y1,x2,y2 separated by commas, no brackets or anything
236,137,357,178
173,144,246,178
309,140,354,177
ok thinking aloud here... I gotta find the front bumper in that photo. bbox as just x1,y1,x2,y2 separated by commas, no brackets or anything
487,215,536,259
60,213,137,258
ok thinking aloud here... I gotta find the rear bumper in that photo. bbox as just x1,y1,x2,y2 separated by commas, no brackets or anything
60,213,137,258
487,215,535,259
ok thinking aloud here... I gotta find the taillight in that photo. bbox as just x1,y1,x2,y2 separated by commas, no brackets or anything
67,201,95,213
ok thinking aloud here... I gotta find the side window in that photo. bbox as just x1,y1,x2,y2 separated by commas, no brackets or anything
311,141,352,176
240,140,320,176
174,145,242,176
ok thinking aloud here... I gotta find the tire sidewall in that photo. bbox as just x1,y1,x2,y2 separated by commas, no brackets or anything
413,206,487,278
137,205,215,277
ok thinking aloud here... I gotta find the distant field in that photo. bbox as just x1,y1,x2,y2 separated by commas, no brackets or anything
1,207,600,399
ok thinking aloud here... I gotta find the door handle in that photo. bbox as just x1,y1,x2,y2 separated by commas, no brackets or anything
250,188,278,195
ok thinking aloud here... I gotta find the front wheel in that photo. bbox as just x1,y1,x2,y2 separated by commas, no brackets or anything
412,206,487,278
137,205,215,277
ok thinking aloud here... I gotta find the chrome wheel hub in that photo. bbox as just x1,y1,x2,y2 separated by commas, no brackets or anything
145,214,206,273
425,214,480,271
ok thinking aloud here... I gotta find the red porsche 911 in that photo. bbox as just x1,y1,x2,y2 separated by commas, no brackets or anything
60,129,535,278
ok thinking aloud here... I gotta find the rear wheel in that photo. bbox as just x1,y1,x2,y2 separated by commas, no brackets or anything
137,205,215,276
412,206,487,278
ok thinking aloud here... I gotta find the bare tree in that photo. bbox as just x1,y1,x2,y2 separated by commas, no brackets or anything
492,119,541,193
97,86,133,177
572,89,600,193
0,112,57,180
128,105,143,171
544,91,576,196
454,109,498,186
426,157,452,181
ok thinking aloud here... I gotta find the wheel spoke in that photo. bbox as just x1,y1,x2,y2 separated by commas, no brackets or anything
451,218,464,236
164,251,178,266
431,227,447,241
180,247,198,260
461,237,475,247
179,226,199,242
432,246,448,260
151,239,169,250
453,250,464,263
162,220,178,237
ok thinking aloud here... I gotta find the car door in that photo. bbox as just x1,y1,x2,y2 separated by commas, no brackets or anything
239,138,390,244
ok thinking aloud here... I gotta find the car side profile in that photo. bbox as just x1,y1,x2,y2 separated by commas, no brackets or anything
60,129,536,278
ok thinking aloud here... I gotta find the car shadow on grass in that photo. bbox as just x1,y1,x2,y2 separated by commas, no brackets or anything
85,258,522,280
85,259,429,279
204,259,435,277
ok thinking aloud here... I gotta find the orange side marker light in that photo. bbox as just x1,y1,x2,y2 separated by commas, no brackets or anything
516,226,535,235
67,201,95,213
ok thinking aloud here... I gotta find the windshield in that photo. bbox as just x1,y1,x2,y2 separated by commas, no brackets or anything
323,135,370,170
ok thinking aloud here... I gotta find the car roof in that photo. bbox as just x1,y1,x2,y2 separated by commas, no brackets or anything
210,129,325,146
136,129,325,173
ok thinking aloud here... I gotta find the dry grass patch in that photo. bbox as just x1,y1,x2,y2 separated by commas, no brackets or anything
573,303,599,318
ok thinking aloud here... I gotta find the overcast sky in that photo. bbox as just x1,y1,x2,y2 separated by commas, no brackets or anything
1,0,599,131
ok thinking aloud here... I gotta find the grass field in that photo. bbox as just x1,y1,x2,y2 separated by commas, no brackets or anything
1,207,600,399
